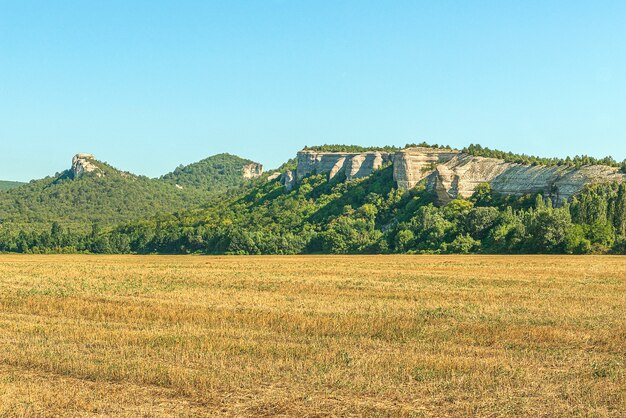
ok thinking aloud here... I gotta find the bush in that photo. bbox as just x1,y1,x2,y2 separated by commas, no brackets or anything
564,225,592,254
443,234,480,254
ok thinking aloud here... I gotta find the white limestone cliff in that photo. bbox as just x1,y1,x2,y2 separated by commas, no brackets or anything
71,154,102,178
242,163,263,179
295,150,392,181
287,147,625,205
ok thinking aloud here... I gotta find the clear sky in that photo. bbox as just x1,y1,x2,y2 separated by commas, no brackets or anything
1,1,625,181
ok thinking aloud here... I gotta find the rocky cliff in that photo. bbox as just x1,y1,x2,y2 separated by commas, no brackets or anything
392,147,459,189
71,154,102,178
282,147,625,205
242,163,263,179
296,150,392,181
394,150,625,204
425,154,626,204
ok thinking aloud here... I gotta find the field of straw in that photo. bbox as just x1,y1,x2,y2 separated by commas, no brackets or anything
0,255,624,417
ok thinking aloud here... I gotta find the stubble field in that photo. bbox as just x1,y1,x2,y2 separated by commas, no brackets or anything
0,255,624,417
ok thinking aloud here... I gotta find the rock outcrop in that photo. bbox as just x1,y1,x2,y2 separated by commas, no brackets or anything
287,147,625,205
281,170,296,191
71,154,102,178
296,150,392,181
267,172,282,182
242,163,263,180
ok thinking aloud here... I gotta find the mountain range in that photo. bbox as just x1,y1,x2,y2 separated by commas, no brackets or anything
1,144,625,255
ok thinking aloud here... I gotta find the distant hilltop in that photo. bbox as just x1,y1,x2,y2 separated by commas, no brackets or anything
273,146,626,205
70,153,263,181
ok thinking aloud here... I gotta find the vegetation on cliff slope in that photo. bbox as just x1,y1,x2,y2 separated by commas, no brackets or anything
102,169,624,255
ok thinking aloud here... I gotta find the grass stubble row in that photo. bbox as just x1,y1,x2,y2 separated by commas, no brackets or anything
0,255,624,416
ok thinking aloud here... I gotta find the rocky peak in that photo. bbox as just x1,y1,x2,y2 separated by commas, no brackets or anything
71,154,103,178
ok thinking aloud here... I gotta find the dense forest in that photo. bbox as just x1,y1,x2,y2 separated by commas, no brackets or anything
2,158,625,255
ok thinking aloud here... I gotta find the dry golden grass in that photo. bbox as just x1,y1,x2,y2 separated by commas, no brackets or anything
0,255,624,417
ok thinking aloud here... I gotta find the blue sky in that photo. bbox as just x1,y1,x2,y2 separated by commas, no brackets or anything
1,1,625,181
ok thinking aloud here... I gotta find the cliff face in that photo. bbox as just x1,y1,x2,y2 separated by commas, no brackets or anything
392,148,459,189
242,163,263,180
395,150,626,204
286,147,625,205
455,156,624,203
296,150,392,181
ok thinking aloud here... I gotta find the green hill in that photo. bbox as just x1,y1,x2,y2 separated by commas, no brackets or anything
161,153,261,192
0,180,25,191
0,154,260,236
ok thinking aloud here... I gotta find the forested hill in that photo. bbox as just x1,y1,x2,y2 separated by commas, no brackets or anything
0,153,262,235
0,181,25,191
161,153,262,193
101,164,626,255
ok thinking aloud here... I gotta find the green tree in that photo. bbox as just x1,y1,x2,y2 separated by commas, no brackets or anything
394,229,415,253
564,225,591,254
444,234,480,254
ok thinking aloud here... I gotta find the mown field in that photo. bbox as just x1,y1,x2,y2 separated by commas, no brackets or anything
0,255,624,417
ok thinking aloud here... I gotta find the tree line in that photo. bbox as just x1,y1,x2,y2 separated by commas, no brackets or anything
463,143,626,171
2,165,625,255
